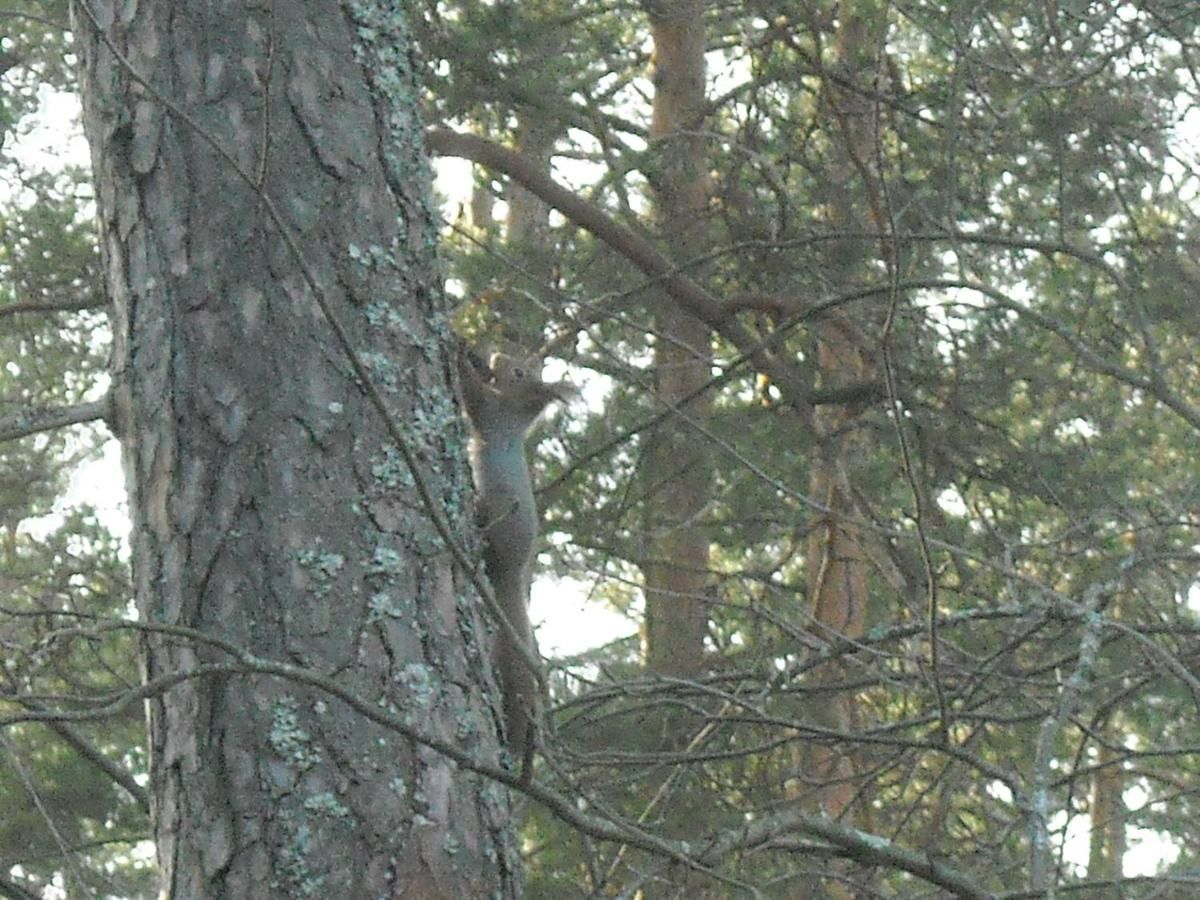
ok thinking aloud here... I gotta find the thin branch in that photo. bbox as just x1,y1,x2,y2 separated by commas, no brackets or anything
911,277,1200,432
0,730,90,889
868,39,951,745
702,805,996,900
999,873,1200,899
39,715,149,813
0,10,68,30
809,274,1200,434
1029,583,1109,892
1103,617,1200,711
0,397,111,443
0,871,42,900
2,615,997,898
0,618,741,889
0,298,107,318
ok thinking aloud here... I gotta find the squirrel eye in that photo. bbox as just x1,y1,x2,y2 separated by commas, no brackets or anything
512,367,526,379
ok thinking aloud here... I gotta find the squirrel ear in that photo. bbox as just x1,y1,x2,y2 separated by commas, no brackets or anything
460,345,494,380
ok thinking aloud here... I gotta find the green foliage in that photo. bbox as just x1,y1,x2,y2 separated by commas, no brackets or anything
425,0,1200,894
0,3,74,147
0,504,151,896
3,0,1199,895
1,11,151,896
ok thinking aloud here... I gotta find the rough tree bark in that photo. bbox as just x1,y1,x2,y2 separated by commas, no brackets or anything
74,3,517,897
639,0,714,678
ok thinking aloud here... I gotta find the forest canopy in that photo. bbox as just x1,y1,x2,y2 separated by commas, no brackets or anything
2,1,1200,898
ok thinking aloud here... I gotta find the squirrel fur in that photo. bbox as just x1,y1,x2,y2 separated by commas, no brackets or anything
457,347,572,768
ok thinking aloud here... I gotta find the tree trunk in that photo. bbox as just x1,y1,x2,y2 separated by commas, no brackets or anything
494,108,559,348
1088,736,1126,896
505,114,557,272
798,9,888,898
804,0,887,826
495,13,564,348
74,4,518,897
640,0,714,679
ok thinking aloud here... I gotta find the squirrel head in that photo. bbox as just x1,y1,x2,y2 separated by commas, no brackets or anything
458,345,576,436
488,353,577,424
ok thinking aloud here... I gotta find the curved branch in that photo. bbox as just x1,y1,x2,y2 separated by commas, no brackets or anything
0,618,738,888
0,871,42,900
425,128,818,416
906,277,1200,432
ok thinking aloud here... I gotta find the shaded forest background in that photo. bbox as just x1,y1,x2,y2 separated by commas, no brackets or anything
2,0,1200,897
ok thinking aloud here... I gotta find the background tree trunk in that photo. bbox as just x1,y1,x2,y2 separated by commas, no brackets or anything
1088,729,1126,896
496,12,565,349
804,0,887,810
801,6,888,896
640,0,714,679
74,3,517,897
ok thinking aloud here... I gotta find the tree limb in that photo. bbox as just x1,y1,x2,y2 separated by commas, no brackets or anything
40,716,149,813
704,806,997,900
0,298,107,318
0,871,42,900
0,398,111,443
425,128,818,416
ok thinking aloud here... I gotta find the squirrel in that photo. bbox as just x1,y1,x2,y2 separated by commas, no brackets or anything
456,346,573,773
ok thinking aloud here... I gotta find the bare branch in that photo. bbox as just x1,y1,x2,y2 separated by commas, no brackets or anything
911,277,1200,432
0,298,107,318
0,617,739,888
0,398,111,443
1029,584,1109,889
0,870,42,900
425,128,819,416
702,806,996,900
40,715,149,813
